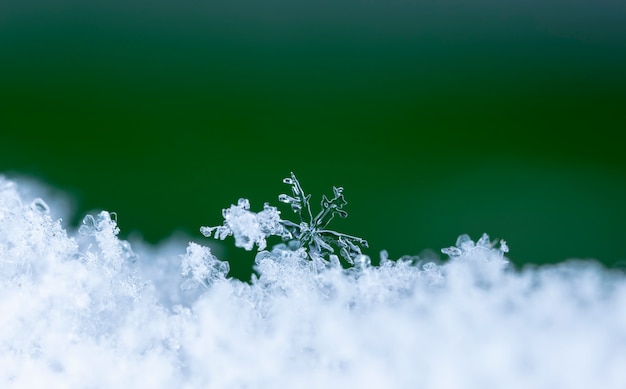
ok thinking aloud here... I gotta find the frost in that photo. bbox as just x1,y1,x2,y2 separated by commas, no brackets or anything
1,174,626,389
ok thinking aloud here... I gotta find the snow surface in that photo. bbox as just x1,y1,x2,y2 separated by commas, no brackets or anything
1,175,625,388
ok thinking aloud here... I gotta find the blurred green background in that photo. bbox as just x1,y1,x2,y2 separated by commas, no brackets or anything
1,0,625,279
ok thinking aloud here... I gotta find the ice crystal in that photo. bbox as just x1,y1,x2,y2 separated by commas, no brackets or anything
200,198,288,251
180,242,229,290
442,232,509,261
79,211,136,272
279,172,368,265
201,173,368,267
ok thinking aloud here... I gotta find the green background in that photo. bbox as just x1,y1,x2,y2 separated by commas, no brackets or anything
2,0,625,279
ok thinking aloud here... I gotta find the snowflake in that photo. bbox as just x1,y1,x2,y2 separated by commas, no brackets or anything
200,173,368,266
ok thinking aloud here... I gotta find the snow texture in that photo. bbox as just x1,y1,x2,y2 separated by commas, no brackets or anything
1,175,626,388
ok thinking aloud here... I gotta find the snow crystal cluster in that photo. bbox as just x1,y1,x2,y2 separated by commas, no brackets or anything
200,198,287,251
1,175,626,388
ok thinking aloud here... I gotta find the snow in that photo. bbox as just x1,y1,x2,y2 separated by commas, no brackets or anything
1,175,625,388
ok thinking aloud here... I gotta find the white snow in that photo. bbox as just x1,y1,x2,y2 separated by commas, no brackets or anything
1,175,625,388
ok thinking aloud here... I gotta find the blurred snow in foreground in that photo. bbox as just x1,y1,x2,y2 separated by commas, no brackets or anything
1,176,625,388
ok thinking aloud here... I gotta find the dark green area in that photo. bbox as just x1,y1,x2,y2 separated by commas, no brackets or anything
2,0,625,279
